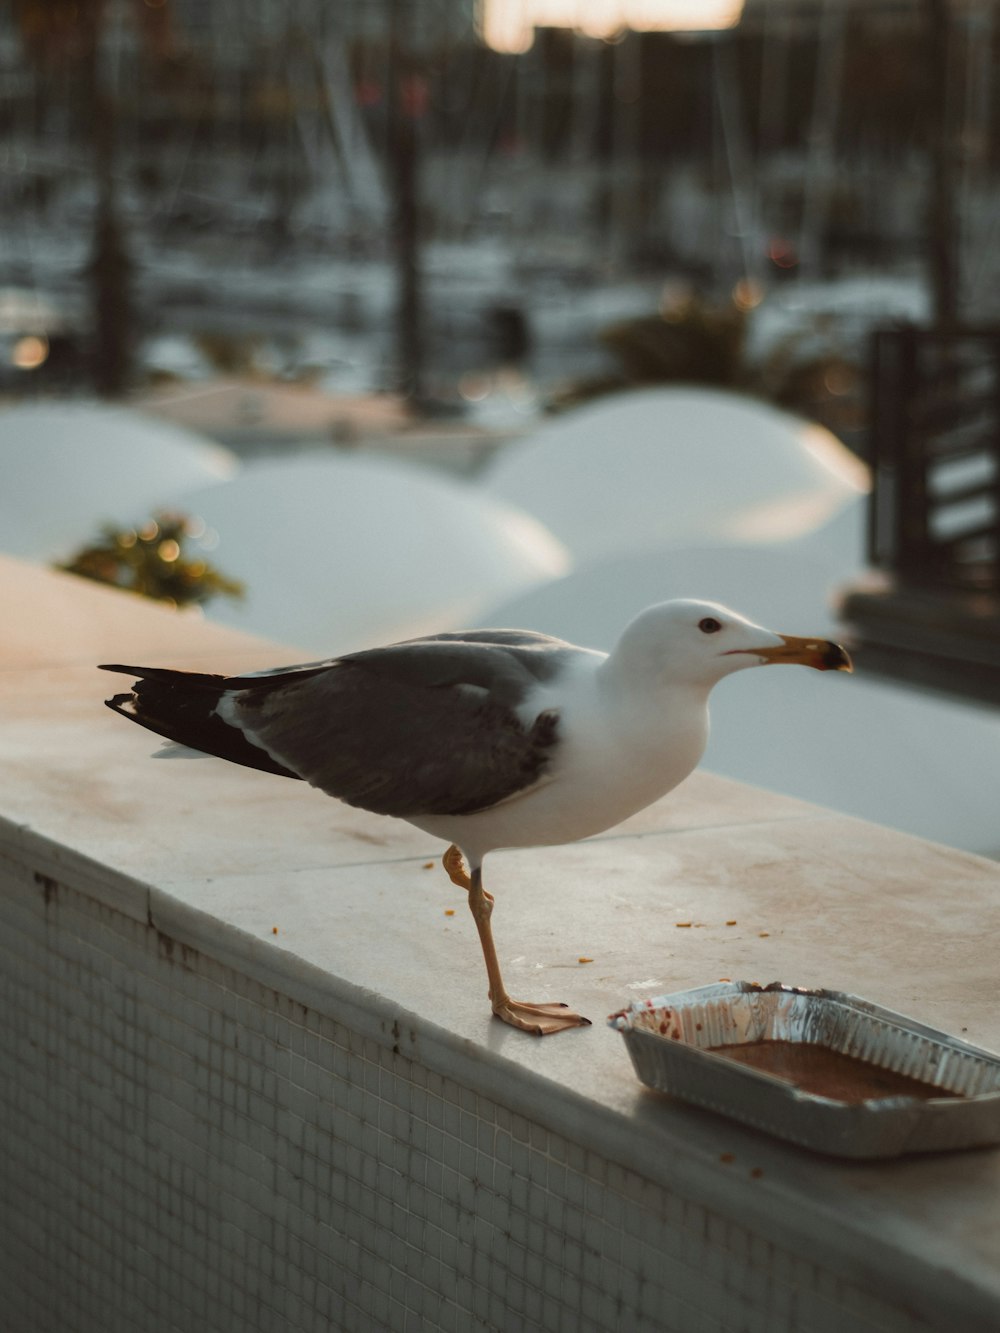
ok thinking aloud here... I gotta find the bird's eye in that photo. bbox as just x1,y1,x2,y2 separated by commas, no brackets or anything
698,617,722,634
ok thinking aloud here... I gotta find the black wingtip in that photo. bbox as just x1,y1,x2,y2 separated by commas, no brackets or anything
105,692,136,715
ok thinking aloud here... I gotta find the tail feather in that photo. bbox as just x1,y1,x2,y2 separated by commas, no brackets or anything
100,660,335,691
101,665,300,781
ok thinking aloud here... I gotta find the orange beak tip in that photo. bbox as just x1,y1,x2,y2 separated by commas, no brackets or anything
750,636,854,673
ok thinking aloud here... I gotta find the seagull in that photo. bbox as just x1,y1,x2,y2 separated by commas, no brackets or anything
100,599,851,1036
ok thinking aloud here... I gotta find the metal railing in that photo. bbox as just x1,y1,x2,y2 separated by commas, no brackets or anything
868,326,1000,593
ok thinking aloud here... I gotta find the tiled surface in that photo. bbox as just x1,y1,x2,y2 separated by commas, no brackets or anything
1,862,941,1333
4,555,1000,1331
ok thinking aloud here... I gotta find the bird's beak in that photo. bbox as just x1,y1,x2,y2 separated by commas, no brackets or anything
735,634,853,672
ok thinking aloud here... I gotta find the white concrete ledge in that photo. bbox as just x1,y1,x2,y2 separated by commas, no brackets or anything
4,554,1000,1331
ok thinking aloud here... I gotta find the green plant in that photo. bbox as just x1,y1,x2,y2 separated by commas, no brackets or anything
58,511,243,608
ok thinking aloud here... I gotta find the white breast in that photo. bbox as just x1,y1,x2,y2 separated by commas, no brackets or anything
412,660,710,862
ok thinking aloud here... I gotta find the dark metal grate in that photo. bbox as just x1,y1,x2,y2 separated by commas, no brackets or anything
868,326,1000,593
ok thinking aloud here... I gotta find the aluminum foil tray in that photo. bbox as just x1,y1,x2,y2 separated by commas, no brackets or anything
609,981,1000,1158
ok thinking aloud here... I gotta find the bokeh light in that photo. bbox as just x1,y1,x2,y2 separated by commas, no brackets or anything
480,0,744,52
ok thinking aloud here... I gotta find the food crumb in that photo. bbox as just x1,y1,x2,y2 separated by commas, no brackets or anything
271,926,279,935
578,956,594,964
675,921,692,929
444,909,455,916
719,1152,735,1164
423,861,435,870
726,920,737,926
758,931,770,938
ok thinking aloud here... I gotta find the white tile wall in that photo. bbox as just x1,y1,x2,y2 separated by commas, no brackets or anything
0,854,936,1333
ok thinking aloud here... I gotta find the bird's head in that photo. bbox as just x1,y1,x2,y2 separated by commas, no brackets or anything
609,599,852,691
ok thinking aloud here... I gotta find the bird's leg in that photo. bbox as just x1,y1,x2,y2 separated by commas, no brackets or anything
463,861,591,1037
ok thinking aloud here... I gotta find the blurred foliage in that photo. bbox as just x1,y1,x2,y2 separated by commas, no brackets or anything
604,303,747,388
195,331,263,378
750,311,867,448
547,293,867,454
58,512,243,608
547,295,749,412
188,331,322,385
759,347,865,445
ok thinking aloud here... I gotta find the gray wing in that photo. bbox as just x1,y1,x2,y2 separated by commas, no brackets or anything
227,635,587,818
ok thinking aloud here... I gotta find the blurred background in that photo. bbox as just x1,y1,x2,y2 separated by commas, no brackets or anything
2,0,982,422
2,0,1000,855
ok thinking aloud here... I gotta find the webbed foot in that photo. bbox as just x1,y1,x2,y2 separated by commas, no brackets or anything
492,997,591,1036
